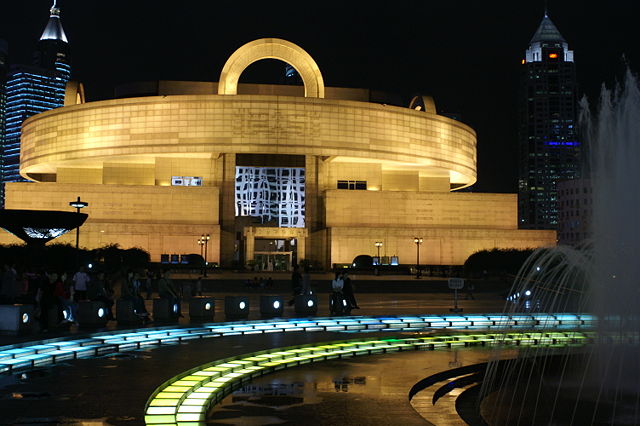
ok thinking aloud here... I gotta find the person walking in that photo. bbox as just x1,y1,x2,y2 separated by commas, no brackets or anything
0,264,17,304
53,272,77,324
302,265,312,295
342,271,359,309
72,266,90,301
194,276,203,297
145,269,154,300
158,270,183,317
121,270,150,321
36,270,57,332
330,272,345,315
465,281,475,300
288,264,303,306
89,272,115,320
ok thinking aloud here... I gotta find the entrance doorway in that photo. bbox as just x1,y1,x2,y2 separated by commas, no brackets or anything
244,226,308,269
254,252,293,271
253,238,296,271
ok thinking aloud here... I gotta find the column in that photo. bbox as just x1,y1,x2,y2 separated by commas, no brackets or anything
214,153,237,267
245,227,255,266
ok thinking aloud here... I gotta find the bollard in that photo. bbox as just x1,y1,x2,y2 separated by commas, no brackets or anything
153,298,180,322
295,294,318,316
260,295,284,318
0,305,34,335
77,301,108,328
189,296,214,321
224,296,249,320
116,299,142,324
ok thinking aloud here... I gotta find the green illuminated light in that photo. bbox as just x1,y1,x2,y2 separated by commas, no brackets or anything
145,331,594,426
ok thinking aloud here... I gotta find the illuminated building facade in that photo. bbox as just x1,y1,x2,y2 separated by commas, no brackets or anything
0,39,7,188
557,178,592,245
1,5,70,203
518,13,580,229
1,38,555,267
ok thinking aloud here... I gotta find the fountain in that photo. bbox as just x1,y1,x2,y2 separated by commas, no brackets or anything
479,70,640,425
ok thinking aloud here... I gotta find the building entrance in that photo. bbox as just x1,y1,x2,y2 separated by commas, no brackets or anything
254,252,293,271
243,226,308,268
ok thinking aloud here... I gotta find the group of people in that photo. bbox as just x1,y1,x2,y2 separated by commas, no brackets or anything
287,265,359,315
245,276,274,289
0,263,188,332
331,271,359,314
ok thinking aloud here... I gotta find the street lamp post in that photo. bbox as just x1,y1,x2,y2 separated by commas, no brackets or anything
374,241,383,260
69,196,88,250
198,238,205,258
202,234,210,277
413,237,423,279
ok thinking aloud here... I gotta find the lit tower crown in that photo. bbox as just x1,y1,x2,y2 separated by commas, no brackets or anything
40,2,68,43
525,13,574,63
35,1,70,72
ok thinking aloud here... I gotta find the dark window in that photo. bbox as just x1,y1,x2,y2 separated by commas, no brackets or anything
337,180,367,190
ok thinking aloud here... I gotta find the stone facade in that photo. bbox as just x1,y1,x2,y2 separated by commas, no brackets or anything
1,38,556,267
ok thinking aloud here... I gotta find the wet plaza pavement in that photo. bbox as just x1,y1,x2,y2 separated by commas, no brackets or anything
0,283,526,425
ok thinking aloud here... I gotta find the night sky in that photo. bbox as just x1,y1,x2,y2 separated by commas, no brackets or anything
2,1,639,193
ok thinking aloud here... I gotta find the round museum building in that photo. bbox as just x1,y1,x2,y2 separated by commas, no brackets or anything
2,38,555,268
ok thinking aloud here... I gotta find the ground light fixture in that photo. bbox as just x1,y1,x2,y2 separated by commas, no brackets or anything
144,332,594,425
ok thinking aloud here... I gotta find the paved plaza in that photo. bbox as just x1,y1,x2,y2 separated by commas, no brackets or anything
0,276,516,425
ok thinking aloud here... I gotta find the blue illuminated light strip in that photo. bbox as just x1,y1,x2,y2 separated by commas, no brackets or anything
144,332,593,425
0,314,594,374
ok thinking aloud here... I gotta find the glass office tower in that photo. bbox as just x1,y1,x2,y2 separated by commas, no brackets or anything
1,5,70,204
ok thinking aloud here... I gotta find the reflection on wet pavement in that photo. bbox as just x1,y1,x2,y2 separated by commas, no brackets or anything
210,348,505,425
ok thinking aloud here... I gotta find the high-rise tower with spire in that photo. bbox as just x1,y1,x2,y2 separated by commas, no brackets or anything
1,2,71,204
517,12,579,230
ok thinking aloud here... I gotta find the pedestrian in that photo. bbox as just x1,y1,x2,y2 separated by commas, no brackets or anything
36,271,57,332
288,265,303,306
195,276,203,296
158,270,183,317
72,266,90,301
121,270,150,321
145,269,154,300
302,265,312,295
330,272,345,315
0,264,17,304
89,272,115,320
465,281,475,300
342,271,359,309
54,272,77,324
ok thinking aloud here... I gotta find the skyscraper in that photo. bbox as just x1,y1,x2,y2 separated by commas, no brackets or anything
0,40,8,189
1,4,70,203
518,13,579,230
